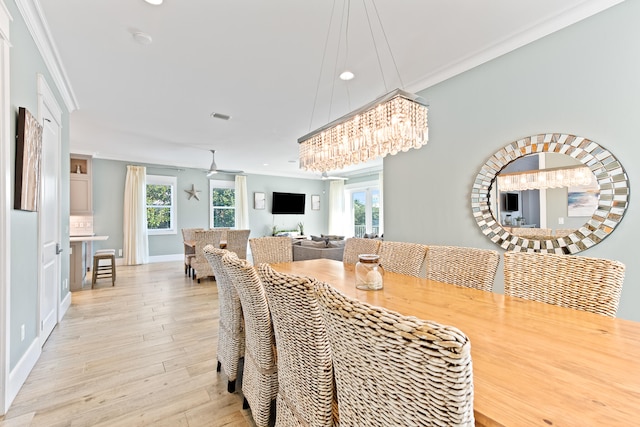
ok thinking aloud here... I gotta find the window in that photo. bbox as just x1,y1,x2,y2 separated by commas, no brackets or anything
146,175,177,235
347,180,381,238
210,180,235,228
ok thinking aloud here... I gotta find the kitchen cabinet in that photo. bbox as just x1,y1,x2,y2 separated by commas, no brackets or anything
70,155,92,215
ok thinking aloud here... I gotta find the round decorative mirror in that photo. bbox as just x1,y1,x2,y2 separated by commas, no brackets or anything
471,133,629,254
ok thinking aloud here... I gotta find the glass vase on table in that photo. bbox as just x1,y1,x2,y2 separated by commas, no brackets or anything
355,254,384,290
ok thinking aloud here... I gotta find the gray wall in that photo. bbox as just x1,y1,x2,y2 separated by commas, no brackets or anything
384,1,639,321
92,159,329,257
8,0,71,369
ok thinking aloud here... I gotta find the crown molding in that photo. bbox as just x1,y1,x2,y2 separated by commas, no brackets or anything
15,0,78,112
407,0,625,94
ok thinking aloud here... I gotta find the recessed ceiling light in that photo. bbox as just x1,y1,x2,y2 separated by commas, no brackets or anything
144,0,163,5
210,112,232,121
339,70,355,81
132,31,153,45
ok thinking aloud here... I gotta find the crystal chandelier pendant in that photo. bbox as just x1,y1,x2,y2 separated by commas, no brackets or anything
298,89,429,172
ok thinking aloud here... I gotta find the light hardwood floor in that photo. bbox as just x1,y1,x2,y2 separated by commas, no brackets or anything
0,261,255,427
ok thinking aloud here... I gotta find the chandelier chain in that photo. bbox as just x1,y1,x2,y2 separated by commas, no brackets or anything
308,0,338,132
370,0,404,89
362,0,386,91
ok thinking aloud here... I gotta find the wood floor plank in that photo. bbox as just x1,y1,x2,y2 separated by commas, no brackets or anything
0,262,255,427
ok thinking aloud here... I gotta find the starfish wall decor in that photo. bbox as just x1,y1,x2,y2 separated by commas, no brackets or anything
185,184,201,201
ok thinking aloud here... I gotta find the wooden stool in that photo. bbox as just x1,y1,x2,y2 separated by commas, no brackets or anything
92,249,116,288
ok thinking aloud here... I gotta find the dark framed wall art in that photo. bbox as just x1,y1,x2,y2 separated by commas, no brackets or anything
14,107,43,211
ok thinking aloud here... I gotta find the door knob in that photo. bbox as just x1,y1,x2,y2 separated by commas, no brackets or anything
56,243,63,255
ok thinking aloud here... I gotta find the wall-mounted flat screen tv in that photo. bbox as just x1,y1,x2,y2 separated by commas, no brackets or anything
272,192,306,215
503,192,519,212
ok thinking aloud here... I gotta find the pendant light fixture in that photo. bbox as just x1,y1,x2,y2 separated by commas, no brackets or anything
298,0,429,173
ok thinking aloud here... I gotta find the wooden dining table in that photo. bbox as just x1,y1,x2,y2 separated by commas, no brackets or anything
271,258,640,427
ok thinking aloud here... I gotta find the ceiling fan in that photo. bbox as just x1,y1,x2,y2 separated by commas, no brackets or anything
321,171,348,181
206,150,244,176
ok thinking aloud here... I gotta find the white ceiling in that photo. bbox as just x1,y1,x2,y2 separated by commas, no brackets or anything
36,0,621,179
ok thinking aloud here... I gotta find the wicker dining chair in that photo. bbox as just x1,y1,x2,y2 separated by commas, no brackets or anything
256,263,337,427
249,236,293,265
181,227,204,277
202,246,245,394
510,227,553,239
424,245,500,291
191,229,225,282
378,241,428,277
216,227,230,241
225,229,251,259
503,251,626,317
342,237,381,265
313,282,474,426
222,252,278,427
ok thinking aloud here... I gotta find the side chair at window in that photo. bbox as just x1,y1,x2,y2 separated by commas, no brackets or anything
181,227,203,277
191,229,225,282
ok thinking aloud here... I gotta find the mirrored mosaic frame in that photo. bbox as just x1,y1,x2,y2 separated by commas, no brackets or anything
471,133,630,254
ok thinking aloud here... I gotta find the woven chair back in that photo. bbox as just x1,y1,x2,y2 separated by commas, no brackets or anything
503,251,626,317
378,241,427,277
256,263,337,427
202,246,245,388
181,227,204,241
225,229,251,259
509,227,553,239
222,252,278,427
425,245,499,291
215,227,230,242
191,229,225,280
181,228,204,255
343,237,381,265
249,236,293,265
314,282,474,426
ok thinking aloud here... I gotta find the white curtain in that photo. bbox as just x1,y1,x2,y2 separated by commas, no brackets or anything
123,165,149,265
328,180,345,235
235,175,249,229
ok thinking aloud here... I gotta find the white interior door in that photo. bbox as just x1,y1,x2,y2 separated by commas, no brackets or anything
39,97,61,344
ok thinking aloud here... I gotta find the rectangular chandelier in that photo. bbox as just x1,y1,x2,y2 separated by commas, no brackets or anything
298,88,429,172
497,165,593,192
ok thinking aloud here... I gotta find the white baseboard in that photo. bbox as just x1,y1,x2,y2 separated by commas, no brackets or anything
7,339,41,408
148,253,183,263
59,290,71,321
